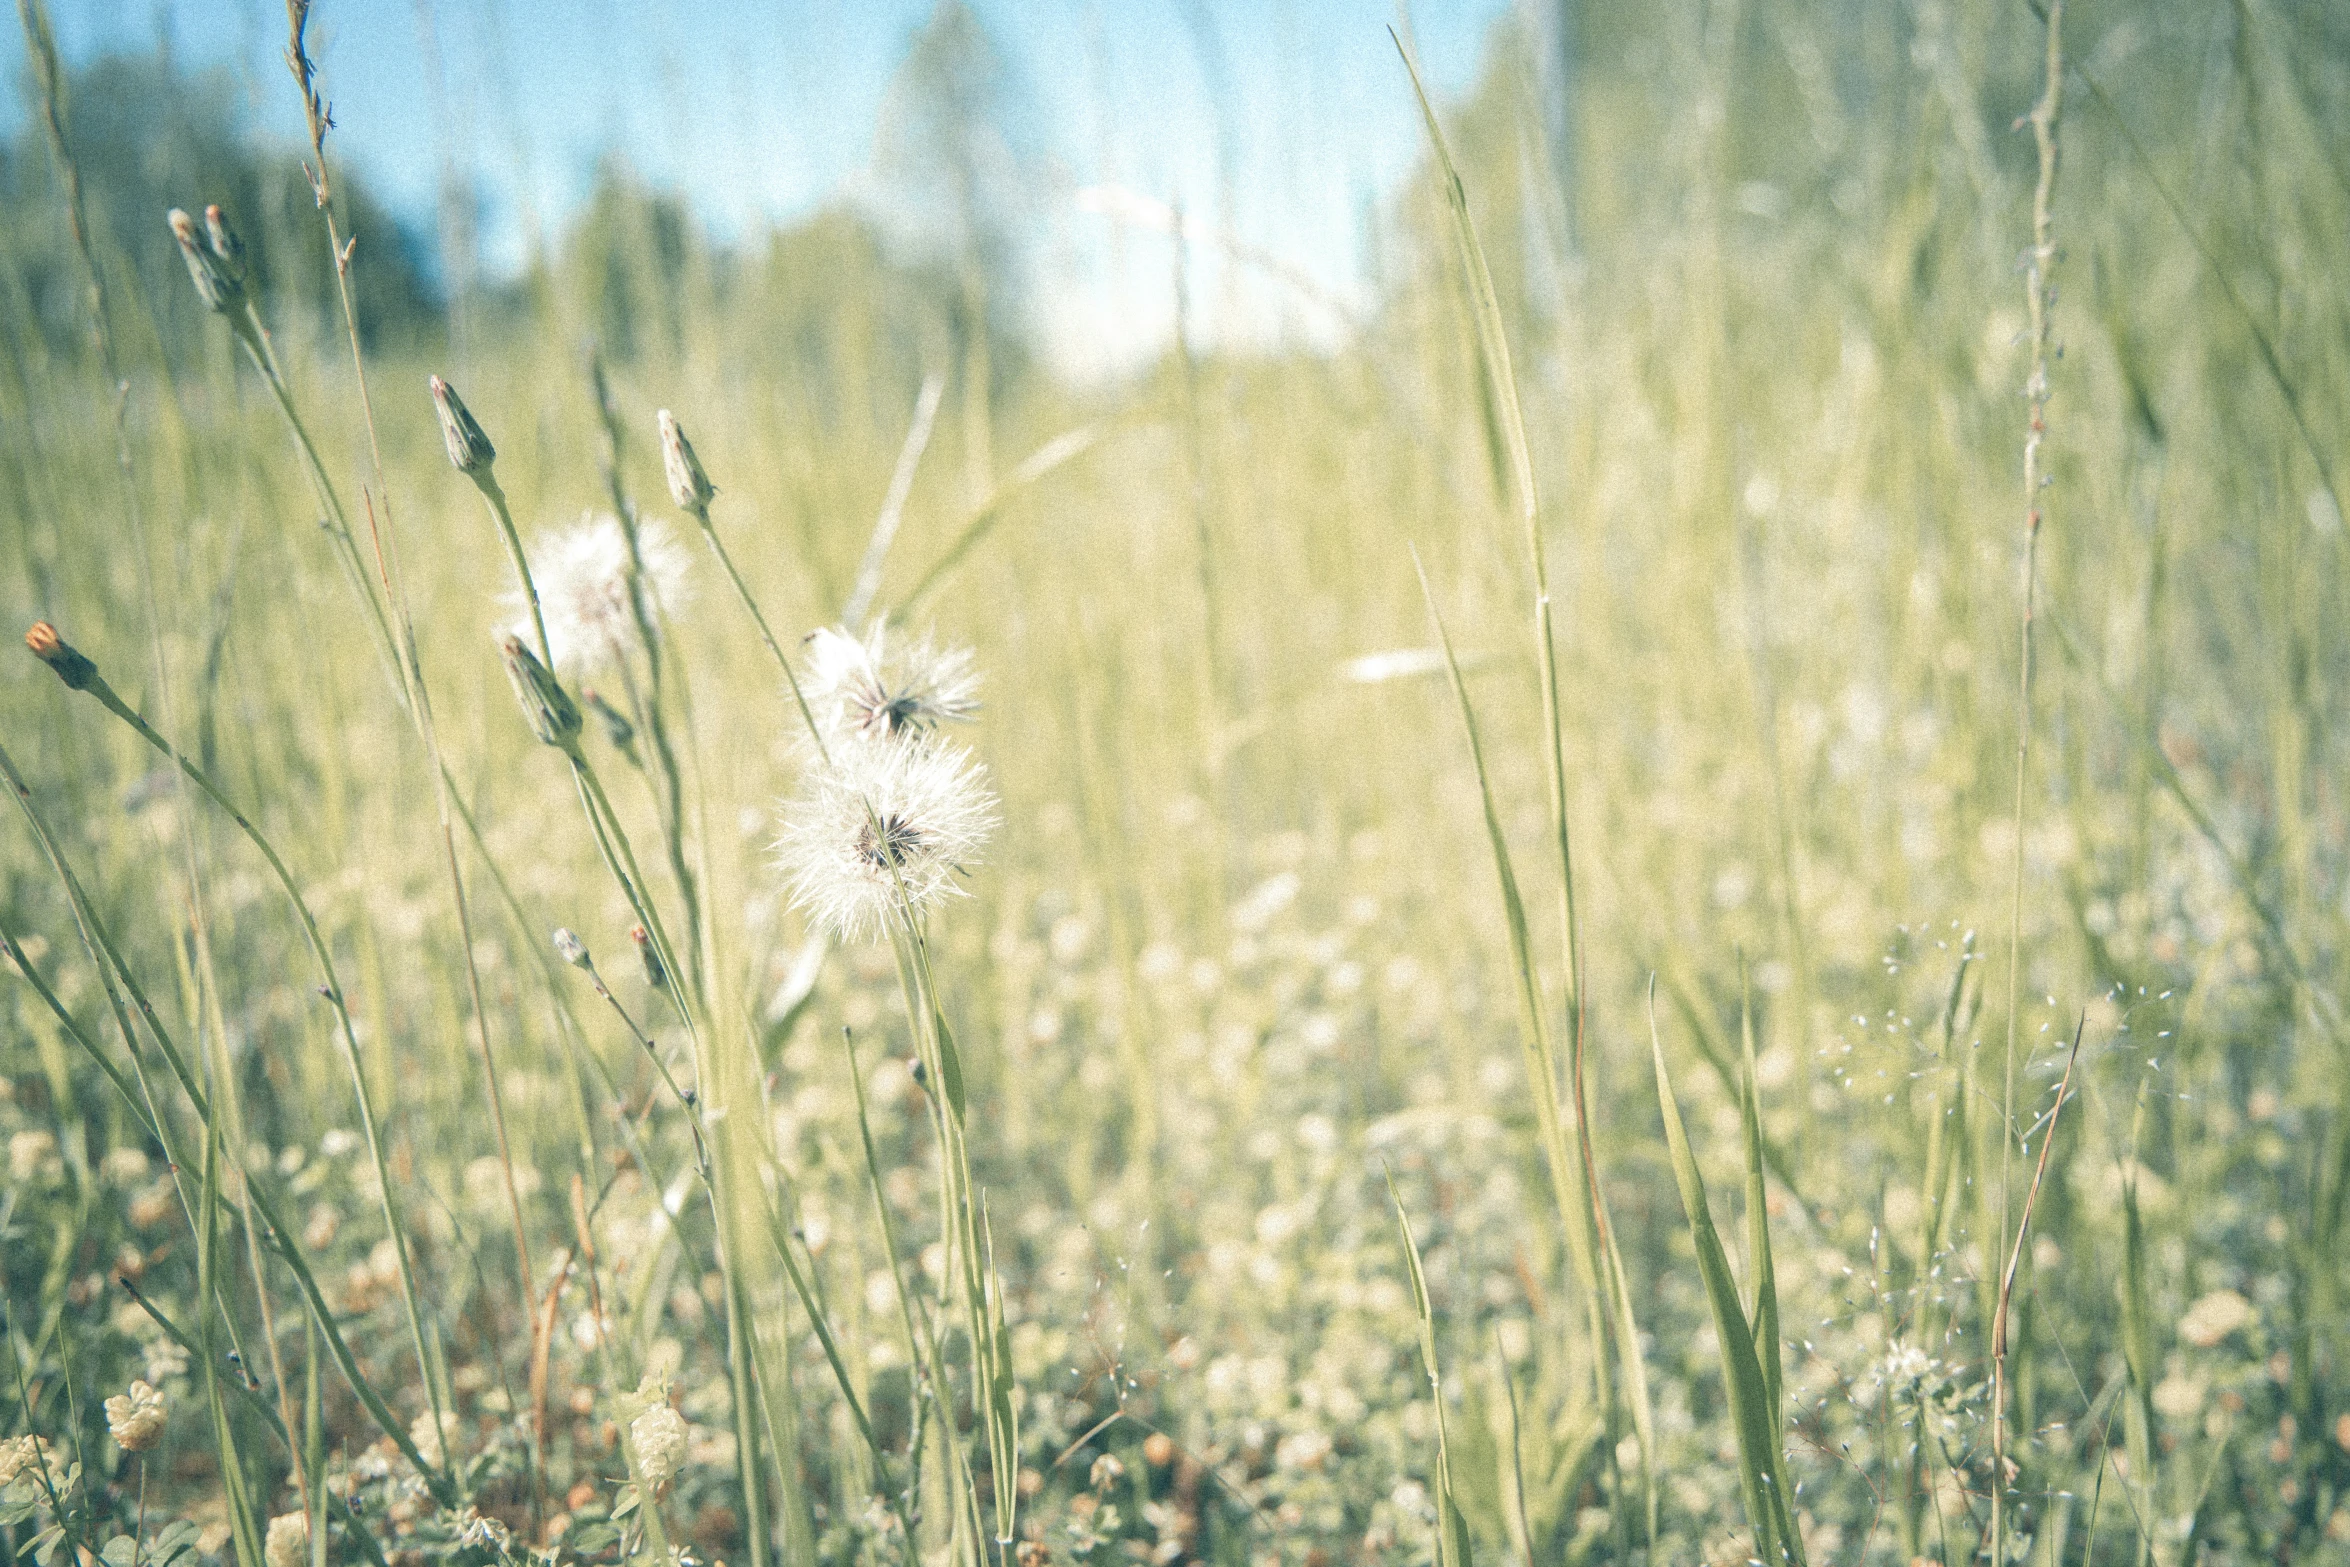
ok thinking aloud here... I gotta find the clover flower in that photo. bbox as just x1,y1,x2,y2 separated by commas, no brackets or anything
104,1380,167,1453
409,1410,448,1471
630,1402,690,1493
264,1511,308,1567
0,1435,53,1485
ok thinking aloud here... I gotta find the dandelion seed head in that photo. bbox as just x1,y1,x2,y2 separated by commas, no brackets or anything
804,623,979,744
777,735,997,941
511,512,691,676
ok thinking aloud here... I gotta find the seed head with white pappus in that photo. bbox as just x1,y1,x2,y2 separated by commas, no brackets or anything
804,624,980,744
778,735,998,941
507,511,690,676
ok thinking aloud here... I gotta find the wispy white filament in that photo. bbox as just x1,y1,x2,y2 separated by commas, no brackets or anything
803,623,980,745
777,734,998,942
509,512,691,676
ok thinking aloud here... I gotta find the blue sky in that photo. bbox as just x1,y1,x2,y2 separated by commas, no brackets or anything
5,0,1517,375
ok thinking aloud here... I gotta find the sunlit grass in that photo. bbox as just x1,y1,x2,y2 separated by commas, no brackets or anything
5,1,2350,1564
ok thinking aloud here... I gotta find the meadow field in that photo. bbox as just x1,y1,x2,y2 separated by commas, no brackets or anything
4,1,2349,1563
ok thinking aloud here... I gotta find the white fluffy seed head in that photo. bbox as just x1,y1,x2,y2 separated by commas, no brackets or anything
509,512,691,677
776,735,998,942
803,624,979,746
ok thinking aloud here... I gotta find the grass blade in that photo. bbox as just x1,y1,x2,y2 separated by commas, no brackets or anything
1389,1173,1475,1567
1738,961,1783,1445
196,1125,265,1567
1647,983,1804,1566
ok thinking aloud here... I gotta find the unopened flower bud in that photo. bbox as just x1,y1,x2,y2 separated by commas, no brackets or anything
552,928,590,969
25,623,98,691
430,375,497,475
499,635,582,750
630,923,667,991
202,205,247,287
168,207,244,315
657,410,714,513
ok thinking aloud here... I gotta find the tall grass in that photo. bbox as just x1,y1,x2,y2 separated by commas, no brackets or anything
4,2,2349,1565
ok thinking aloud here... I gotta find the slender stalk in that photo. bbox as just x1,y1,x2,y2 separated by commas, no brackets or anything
1993,6,2064,1560
685,495,832,765
1392,32,1656,1541
27,646,455,1501
2,738,452,1508
591,358,705,992
890,907,1017,1567
18,4,316,1483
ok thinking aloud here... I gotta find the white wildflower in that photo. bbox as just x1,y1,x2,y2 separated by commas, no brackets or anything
409,1410,449,1471
100,1147,151,1186
2179,1288,2255,1349
9,1130,59,1184
511,511,691,676
777,735,997,941
141,1335,190,1385
0,1434,53,1485
803,624,979,744
104,1380,167,1453
1274,1429,1333,1471
630,1402,690,1493
264,1510,308,1567
1879,1340,1934,1386
2151,1370,2206,1422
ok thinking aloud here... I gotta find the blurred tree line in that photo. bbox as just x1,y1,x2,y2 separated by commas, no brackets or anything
0,0,1035,430
0,52,437,363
